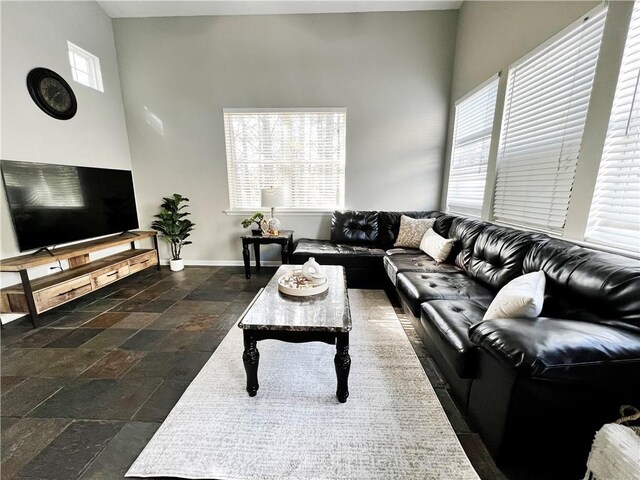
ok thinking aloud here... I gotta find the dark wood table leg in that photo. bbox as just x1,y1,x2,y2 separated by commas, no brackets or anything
19,270,39,328
243,330,260,396
281,240,289,265
334,332,350,403
253,242,261,272
242,241,251,279
152,235,161,271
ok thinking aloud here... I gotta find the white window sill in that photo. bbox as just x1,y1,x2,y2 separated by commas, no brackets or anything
224,209,335,216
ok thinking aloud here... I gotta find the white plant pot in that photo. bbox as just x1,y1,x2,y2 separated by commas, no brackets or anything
170,259,184,272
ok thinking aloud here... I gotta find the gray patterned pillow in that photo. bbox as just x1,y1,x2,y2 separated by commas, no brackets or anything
394,215,436,248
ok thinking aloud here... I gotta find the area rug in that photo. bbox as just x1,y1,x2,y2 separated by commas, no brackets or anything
126,289,479,479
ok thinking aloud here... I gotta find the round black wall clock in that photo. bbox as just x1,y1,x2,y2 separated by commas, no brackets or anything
26,67,77,120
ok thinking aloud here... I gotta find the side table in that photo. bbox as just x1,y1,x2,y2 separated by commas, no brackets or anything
241,230,293,279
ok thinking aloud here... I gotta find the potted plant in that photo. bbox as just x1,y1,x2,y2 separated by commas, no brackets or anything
241,212,265,236
151,193,195,272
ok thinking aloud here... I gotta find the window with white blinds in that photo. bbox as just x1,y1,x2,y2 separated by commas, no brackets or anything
586,3,640,253
492,6,607,233
224,109,346,210
446,76,499,216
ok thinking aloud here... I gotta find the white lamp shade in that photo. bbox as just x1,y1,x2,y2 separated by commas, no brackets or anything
261,187,284,208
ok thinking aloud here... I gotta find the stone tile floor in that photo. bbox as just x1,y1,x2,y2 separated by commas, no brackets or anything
1,266,505,479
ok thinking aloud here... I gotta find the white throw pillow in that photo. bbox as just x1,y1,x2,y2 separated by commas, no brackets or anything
419,228,455,263
394,216,436,248
483,271,546,320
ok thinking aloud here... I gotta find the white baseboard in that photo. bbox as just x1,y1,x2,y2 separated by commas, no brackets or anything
161,260,283,267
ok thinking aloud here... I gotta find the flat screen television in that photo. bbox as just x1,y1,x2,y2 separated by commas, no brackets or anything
1,160,139,252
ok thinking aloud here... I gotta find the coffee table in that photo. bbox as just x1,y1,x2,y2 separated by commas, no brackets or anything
238,265,352,402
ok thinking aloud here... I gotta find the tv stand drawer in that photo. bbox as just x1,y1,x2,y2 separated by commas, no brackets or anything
91,261,130,289
128,250,158,274
34,275,93,312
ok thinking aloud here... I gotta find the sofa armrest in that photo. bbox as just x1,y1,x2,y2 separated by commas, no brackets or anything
468,317,640,383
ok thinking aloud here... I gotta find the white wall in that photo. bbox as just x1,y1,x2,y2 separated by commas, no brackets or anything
112,11,458,263
440,1,635,250
0,1,133,323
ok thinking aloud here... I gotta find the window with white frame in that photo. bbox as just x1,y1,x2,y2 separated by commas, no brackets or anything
585,2,640,253
67,41,103,92
492,6,607,234
224,109,346,210
446,75,499,217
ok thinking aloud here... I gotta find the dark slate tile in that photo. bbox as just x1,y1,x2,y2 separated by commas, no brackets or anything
80,329,136,351
153,287,191,302
212,313,241,331
165,300,230,315
119,330,170,351
80,421,160,479
77,297,125,312
458,433,507,480
1,377,67,417
112,312,161,329
1,417,71,479
109,298,152,312
7,328,70,348
152,330,207,351
418,356,447,389
1,416,20,433
186,329,228,352
132,380,190,422
80,349,147,379
1,376,26,394
17,420,123,480
28,378,162,421
134,299,178,313
81,312,130,329
184,288,241,302
1,348,105,378
222,302,253,314
434,388,471,434
124,351,211,382
44,328,104,348
0,324,33,347
49,311,100,328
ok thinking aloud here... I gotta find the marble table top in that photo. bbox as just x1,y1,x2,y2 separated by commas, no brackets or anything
240,230,293,240
239,265,351,332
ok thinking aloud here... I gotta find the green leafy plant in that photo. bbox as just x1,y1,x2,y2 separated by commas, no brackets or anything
151,193,195,261
241,212,264,230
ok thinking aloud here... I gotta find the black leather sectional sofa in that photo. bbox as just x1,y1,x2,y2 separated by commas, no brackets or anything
292,210,640,474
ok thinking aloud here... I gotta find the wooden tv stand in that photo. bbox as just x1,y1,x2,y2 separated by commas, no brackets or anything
0,231,160,328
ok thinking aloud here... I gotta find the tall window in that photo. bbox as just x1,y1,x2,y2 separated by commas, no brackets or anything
492,6,607,233
446,76,499,217
224,109,346,210
586,2,640,253
67,41,103,92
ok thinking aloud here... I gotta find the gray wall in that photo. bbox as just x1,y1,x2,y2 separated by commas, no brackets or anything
113,11,458,263
0,1,133,322
440,1,634,248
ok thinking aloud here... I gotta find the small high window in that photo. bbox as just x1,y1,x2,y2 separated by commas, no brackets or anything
67,41,103,92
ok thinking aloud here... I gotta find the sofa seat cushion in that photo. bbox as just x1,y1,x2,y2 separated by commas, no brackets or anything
421,300,486,378
396,271,495,317
292,239,386,269
469,318,640,383
385,247,424,256
383,254,463,286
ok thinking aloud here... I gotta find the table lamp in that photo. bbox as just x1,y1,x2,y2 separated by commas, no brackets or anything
261,187,284,235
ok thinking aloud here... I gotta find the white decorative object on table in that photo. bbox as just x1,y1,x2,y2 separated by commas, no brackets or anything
278,258,328,296
261,187,284,235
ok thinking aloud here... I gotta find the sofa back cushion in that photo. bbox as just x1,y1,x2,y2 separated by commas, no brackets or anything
524,239,640,332
330,211,380,246
468,225,546,291
377,211,440,248
447,217,488,270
